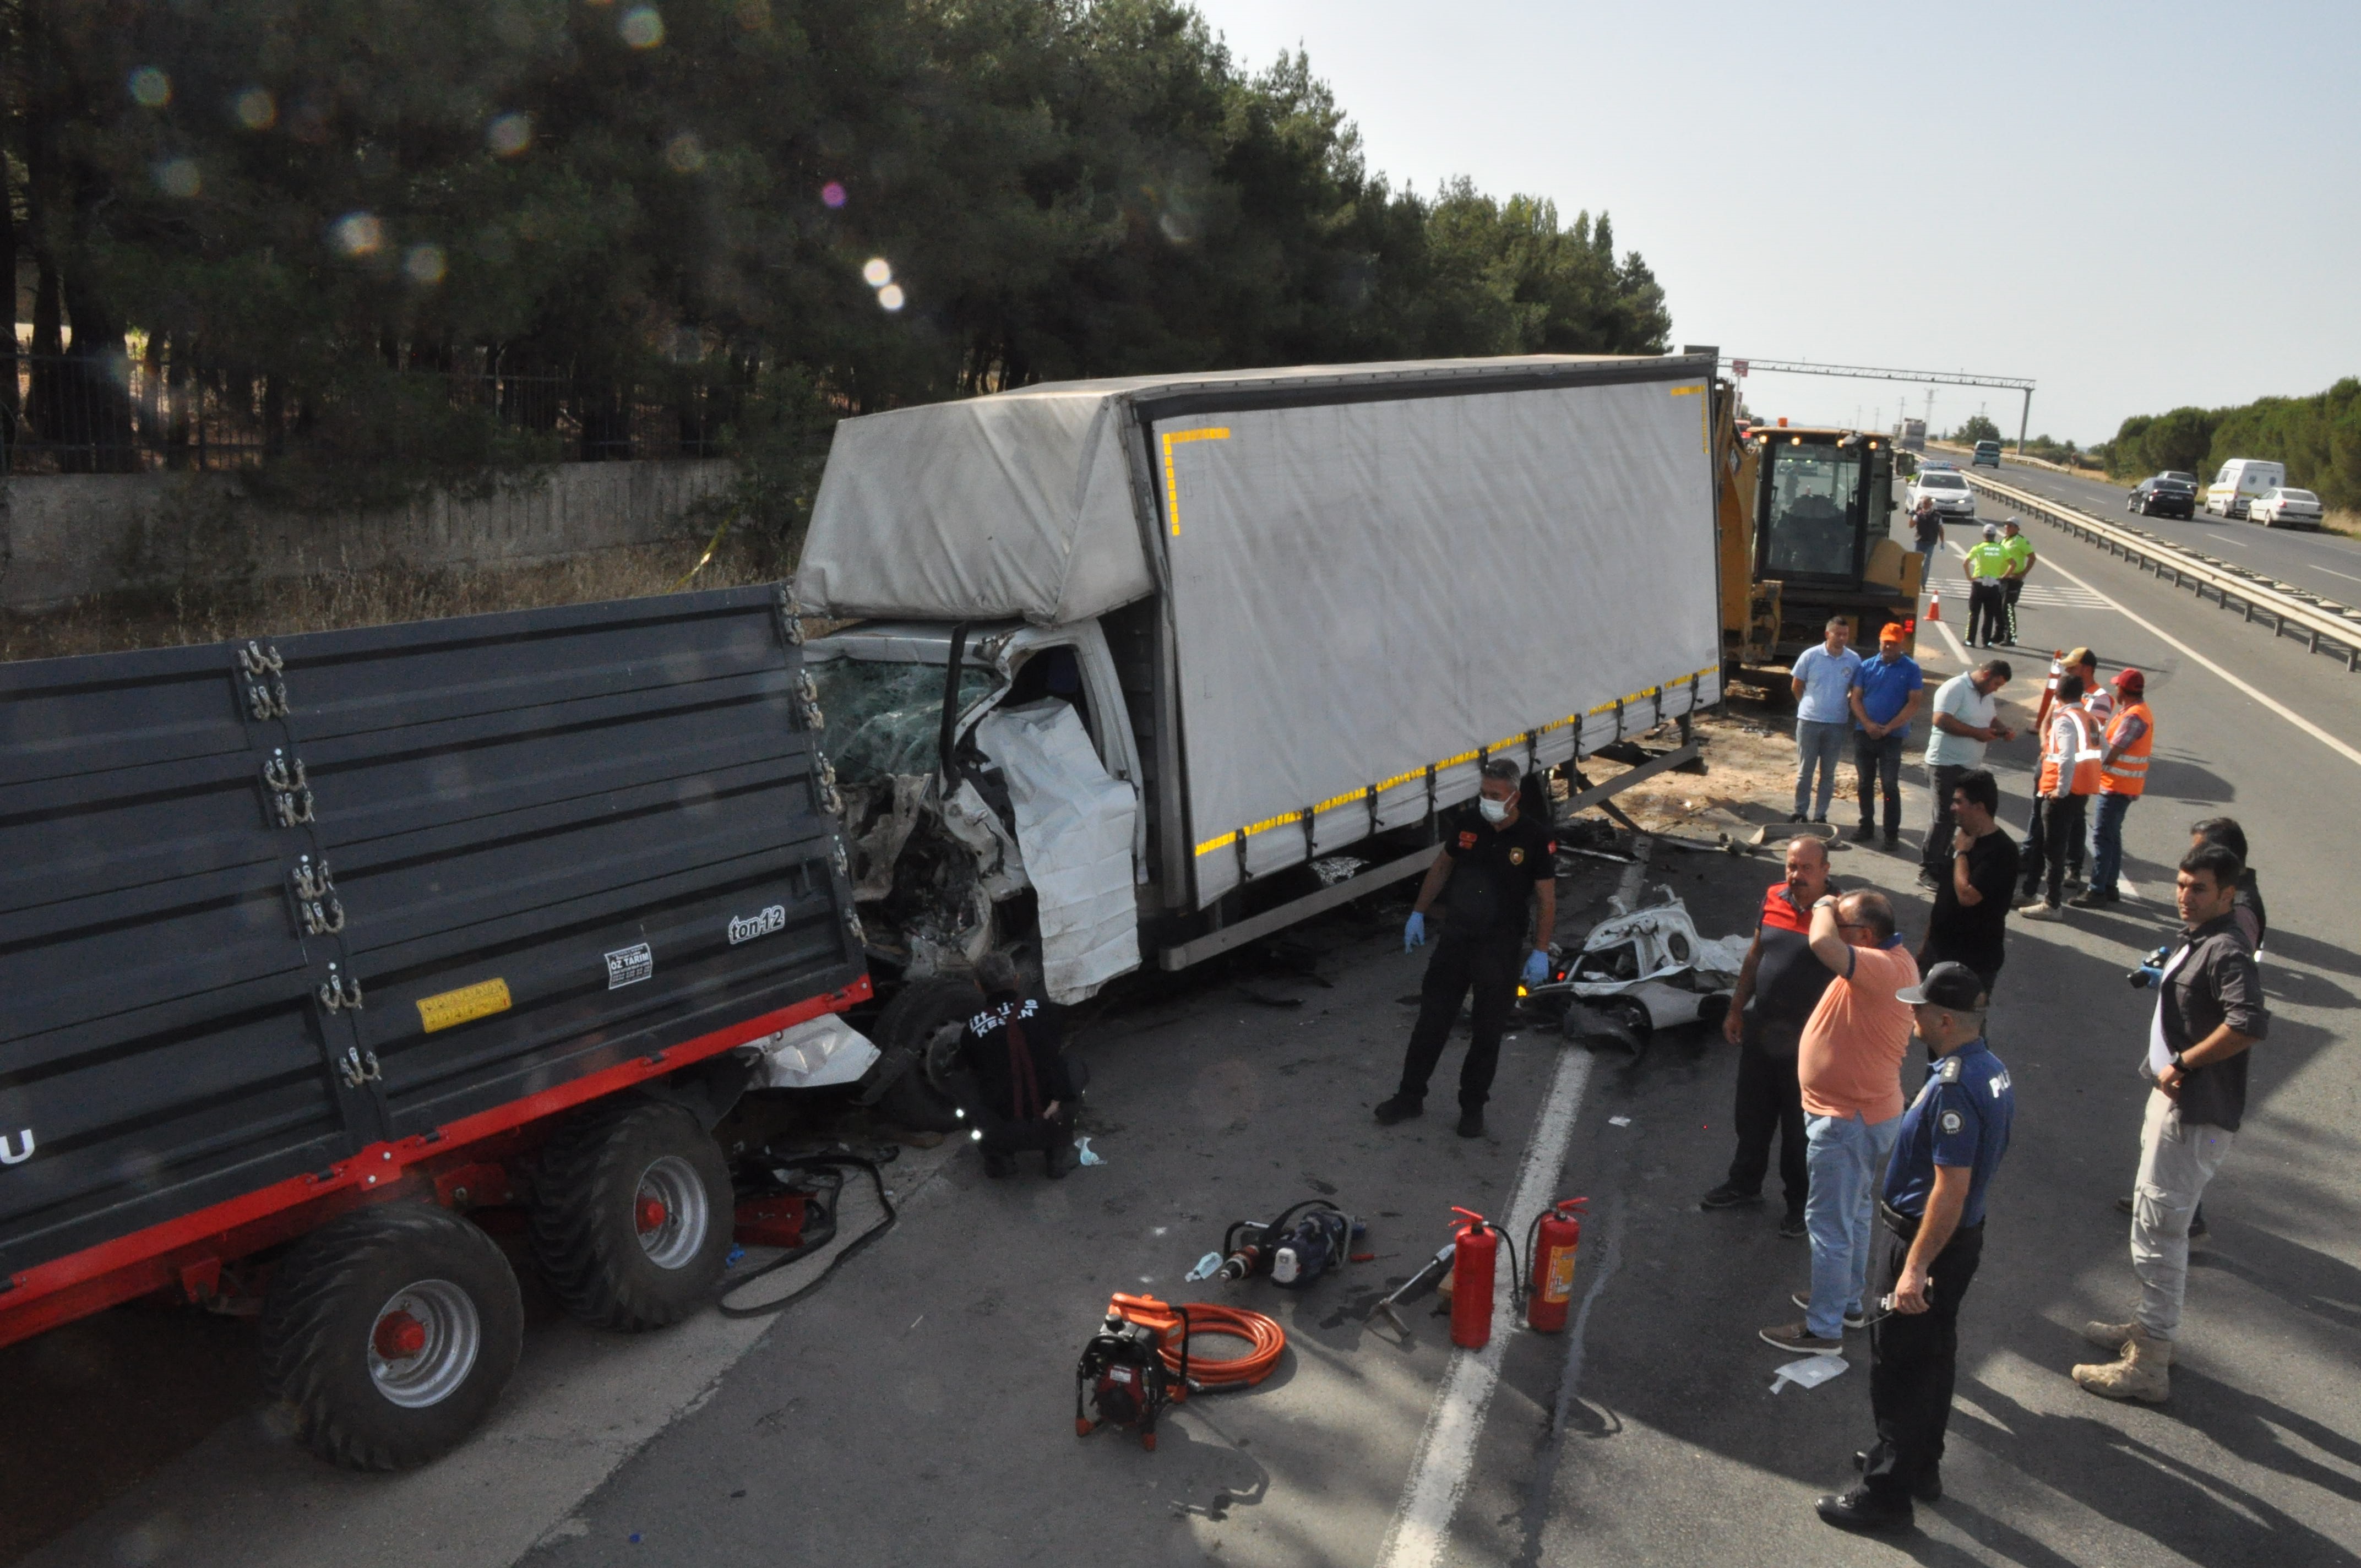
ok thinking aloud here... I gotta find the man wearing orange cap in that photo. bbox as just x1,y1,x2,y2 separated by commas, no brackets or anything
1847,624,1925,850
2073,669,2155,908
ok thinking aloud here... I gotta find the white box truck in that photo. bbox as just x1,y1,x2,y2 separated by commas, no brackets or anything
795,355,1724,1093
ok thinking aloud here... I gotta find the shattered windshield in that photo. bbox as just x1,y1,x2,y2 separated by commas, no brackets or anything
810,657,1000,784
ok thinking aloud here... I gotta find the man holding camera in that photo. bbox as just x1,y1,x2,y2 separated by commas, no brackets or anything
2071,843,2267,1403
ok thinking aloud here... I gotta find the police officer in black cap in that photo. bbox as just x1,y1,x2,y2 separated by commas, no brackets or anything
1818,960,2015,1534
1375,759,1556,1140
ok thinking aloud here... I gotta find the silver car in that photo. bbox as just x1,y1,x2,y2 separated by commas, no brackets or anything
1906,469,1977,518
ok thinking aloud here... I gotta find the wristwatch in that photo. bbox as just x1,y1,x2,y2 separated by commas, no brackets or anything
2168,1051,2188,1074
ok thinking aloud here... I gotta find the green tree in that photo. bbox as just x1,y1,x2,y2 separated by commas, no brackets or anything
8,0,1678,508
1952,413,2001,444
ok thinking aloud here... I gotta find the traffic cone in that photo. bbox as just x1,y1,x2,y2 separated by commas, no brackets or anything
1927,586,1941,623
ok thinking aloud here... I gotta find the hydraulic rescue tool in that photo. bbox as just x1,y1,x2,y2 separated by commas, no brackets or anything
1373,1241,1456,1337
1204,1200,1366,1287
1523,1197,1587,1332
1074,1293,1285,1451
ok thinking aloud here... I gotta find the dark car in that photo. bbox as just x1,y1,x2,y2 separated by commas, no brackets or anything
2127,475,2198,519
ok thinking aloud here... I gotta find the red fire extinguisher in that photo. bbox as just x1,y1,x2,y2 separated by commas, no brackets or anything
1524,1197,1587,1332
1449,1207,1501,1349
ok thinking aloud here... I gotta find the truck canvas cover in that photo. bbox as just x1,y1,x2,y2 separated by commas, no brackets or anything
0,586,862,1283
803,355,1724,908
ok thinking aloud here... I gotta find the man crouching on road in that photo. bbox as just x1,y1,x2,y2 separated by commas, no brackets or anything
1818,962,2014,1534
1377,759,1555,1140
2071,842,2267,1402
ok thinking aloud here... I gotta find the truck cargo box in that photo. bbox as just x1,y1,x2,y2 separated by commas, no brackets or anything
802,354,1723,917
0,585,863,1289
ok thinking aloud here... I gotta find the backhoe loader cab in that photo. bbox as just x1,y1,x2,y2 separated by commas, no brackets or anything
1736,424,1919,667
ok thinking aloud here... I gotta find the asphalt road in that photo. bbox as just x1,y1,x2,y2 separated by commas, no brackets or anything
13,504,2358,1566
1951,455,2361,607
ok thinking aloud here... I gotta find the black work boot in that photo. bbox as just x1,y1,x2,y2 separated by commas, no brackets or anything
1456,1107,1486,1139
1816,1483,1912,1533
1374,1094,1423,1126
1043,1137,1075,1179
982,1151,1018,1179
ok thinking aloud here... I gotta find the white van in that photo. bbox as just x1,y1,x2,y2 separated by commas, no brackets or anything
2206,458,2286,519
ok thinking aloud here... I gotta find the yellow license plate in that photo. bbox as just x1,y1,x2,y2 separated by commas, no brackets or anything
416,978,513,1033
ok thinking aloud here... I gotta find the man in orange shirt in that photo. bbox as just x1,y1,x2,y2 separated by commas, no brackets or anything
1762,890,1919,1355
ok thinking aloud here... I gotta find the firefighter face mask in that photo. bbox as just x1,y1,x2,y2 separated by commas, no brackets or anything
1479,796,1511,824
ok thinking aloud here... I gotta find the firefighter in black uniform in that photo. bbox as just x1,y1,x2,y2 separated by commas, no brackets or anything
950,952,1079,1179
1818,961,2015,1533
1375,759,1557,1140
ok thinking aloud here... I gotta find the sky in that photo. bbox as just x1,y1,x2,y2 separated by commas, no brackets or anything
1188,0,2360,445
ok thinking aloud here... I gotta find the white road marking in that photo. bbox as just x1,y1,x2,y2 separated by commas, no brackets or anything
2033,552,2361,772
1373,852,1630,1568
2316,565,2361,586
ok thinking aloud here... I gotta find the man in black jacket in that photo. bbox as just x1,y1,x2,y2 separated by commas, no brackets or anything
2071,843,2267,1402
951,953,1080,1179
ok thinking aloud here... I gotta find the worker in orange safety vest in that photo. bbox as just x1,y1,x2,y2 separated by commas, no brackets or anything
2072,669,2155,908
2019,673,2102,920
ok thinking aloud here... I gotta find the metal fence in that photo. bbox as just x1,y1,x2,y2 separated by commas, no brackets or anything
1,352,742,474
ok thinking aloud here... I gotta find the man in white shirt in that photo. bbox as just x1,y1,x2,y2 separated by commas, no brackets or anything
1918,661,2014,890
1790,618,1863,824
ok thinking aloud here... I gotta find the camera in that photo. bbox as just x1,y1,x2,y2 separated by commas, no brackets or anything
2125,943,2170,989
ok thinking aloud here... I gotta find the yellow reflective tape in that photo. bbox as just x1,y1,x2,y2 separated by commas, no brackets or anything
417,977,512,1034
1192,666,1721,857
1669,384,1705,395
1160,427,1232,538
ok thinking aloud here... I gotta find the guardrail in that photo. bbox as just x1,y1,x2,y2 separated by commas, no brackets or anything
1958,471,2361,672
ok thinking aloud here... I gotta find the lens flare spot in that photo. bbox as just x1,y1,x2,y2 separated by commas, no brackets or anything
665,132,705,174
820,181,846,209
331,212,385,258
487,112,532,157
233,88,276,130
404,244,447,285
619,6,665,47
129,68,172,108
877,284,906,312
152,159,201,199
861,258,892,288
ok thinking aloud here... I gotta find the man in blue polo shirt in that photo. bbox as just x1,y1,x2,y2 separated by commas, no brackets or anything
1789,618,1863,824
1816,961,2014,1535
1848,624,1924,850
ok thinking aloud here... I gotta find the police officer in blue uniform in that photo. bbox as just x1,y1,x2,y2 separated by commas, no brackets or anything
1818,961,2015,1533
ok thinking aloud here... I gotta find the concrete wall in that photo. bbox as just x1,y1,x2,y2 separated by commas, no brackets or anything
0,460,733,611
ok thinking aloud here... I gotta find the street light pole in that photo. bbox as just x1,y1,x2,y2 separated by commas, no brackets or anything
2018,386,2032,455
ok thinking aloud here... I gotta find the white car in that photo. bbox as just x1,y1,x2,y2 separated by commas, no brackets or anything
1906,469,1977,519
2249,487,2324,530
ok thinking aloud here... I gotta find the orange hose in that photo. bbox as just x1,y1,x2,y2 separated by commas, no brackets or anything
1165,1302,1287,1389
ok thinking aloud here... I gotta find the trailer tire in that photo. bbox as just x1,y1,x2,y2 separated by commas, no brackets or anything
873,976,987,1134
529,1098,733,1331
258,1202,523,1471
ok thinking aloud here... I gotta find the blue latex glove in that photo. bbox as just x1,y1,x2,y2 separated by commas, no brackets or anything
1522,949,1550,988
1403,911,1427,951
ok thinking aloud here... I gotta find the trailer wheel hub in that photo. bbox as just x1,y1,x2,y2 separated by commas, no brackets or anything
632,1155,709,1270
365,1280,482,1408
373,1309,428,1361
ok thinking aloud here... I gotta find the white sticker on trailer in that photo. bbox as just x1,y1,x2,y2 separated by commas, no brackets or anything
605,942,654,989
